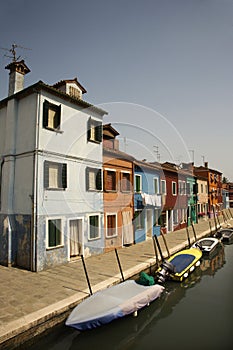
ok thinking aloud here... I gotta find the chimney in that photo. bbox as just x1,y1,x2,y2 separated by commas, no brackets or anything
5,60,30,96
204,162,208,168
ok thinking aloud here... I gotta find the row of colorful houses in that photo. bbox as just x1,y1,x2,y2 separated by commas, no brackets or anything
0,60,228,271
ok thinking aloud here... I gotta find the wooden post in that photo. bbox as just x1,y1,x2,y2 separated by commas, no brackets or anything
185,220,191,247
160,231,170,257
81,255,93,296
115,249,125,282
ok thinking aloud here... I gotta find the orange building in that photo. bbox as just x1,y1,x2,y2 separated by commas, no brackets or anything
194,162,222,215
103,124,134,252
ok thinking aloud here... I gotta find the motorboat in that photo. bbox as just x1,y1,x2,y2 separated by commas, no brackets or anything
192,237,219,254
215,228,233,243
155,248,202,283
65,279,164,331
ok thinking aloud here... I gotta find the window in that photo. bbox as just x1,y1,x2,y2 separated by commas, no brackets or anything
154,178,159,194
121,172,131,192
134,210,145,230
43,100,61,131
48,219,62,248
69,86,81,99
135,174,142,193
201,184,203,193
172,181,177,195
87,117,102,143
89,215,100,239
44,161,67,189
86,167,102,191
186,182,191,195
106,214,117,237
104,169,116,191
161,180,166,194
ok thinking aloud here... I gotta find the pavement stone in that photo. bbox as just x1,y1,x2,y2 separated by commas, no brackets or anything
0,210,232,349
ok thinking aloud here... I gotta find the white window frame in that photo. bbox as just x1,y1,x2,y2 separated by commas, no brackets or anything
172,181,177,196
135,174,142,193
46,217,64,249
88,214,101,240
106,213,118,238
161,180,166,195
153,177,159,194
121,171,131,193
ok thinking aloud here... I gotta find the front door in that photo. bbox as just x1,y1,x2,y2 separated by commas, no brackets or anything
69,219,82,257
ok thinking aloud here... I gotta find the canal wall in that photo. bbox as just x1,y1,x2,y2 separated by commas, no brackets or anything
0,209,232,349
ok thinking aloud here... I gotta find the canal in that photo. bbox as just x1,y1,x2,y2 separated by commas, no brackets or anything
18,242,232,350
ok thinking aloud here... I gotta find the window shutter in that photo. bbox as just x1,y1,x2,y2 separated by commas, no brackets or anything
54,104,61,129
86,167,90,191
96,123,102,142
43,101,49,128
87,117,91,141
44,161,49,188
96,169,102,190
62,163,67,189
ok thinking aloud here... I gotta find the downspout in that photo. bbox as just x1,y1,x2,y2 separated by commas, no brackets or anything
31,92,41,271
0,157,5,210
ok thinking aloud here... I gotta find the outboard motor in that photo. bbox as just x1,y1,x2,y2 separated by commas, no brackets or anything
156,260,176,284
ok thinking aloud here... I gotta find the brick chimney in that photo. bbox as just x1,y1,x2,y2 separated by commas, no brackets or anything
5,60,30,96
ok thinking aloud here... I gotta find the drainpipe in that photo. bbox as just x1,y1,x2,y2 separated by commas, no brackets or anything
0,157,5,210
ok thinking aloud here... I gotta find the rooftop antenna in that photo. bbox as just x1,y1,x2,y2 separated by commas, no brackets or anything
0,43,31,62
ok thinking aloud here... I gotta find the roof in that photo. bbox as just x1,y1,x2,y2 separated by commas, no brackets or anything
135,160,162,172
103,123,120,138
53,77,87,94
0,80,107,116
194,166,222,175
103,147,135,162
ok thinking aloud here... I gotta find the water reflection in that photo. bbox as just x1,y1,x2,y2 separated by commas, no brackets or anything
20,243,229,350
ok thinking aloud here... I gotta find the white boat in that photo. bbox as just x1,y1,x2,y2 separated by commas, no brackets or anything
192,237,219,254
65,280,164,331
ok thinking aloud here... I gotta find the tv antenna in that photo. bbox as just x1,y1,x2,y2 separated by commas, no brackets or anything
0,43,31,62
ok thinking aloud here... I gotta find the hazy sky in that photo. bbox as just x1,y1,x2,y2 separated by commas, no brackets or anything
0,0,232,180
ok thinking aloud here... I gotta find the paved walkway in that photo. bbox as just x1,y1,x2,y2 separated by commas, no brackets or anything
0,210,232,349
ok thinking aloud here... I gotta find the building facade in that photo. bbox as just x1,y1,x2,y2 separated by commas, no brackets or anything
0,60,107,271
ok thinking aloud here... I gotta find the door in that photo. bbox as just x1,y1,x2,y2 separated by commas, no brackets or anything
69,219,82,257
146,209,153,237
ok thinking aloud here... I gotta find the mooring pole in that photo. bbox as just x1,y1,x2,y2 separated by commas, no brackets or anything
190,220,197,241
212,206,218,233
115,249,125,282
185,221,191,247
160,231,170,257
152,235,159,268
153,234,164,261
81,255,93,295
209,220,213,236
222,210,228,223
228,208,233,219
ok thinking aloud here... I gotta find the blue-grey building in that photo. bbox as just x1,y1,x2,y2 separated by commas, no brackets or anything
134,160,162,243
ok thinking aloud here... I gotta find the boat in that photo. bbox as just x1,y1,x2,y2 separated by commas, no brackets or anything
214,228,233,243
65,279,165,331
155,247,202,283
192,237,219,255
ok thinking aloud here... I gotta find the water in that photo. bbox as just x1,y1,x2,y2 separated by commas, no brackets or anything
19,243,233,350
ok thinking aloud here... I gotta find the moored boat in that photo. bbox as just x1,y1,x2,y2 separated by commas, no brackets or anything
65,280,165,331
155,248,202,283
192,237,219,254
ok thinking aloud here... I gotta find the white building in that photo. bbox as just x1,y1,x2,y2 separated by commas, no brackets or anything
0,60,107,271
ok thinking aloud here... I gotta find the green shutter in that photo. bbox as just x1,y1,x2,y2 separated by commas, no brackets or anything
54,104,61,129
87,117,91,141
86,167,90,190
48,220,56,247
96,123,102,142
43,101,49,128
96,169,102,190
44,161,49,188
62,163,67,189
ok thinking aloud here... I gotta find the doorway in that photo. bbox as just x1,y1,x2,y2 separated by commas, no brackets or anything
69,219,83,257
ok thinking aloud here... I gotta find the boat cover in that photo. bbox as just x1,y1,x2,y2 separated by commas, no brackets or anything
66,280,164,330
170,254,195,273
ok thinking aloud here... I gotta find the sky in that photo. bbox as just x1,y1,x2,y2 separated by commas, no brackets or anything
0,0,233,180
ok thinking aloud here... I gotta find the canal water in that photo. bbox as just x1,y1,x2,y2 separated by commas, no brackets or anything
19,242,233,350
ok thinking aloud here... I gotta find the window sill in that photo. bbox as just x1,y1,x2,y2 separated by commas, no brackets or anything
88,138,101,144
44,126,64,134
106,234,118,239
45,187,66,191
88,236,101,241
46,245,64,251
